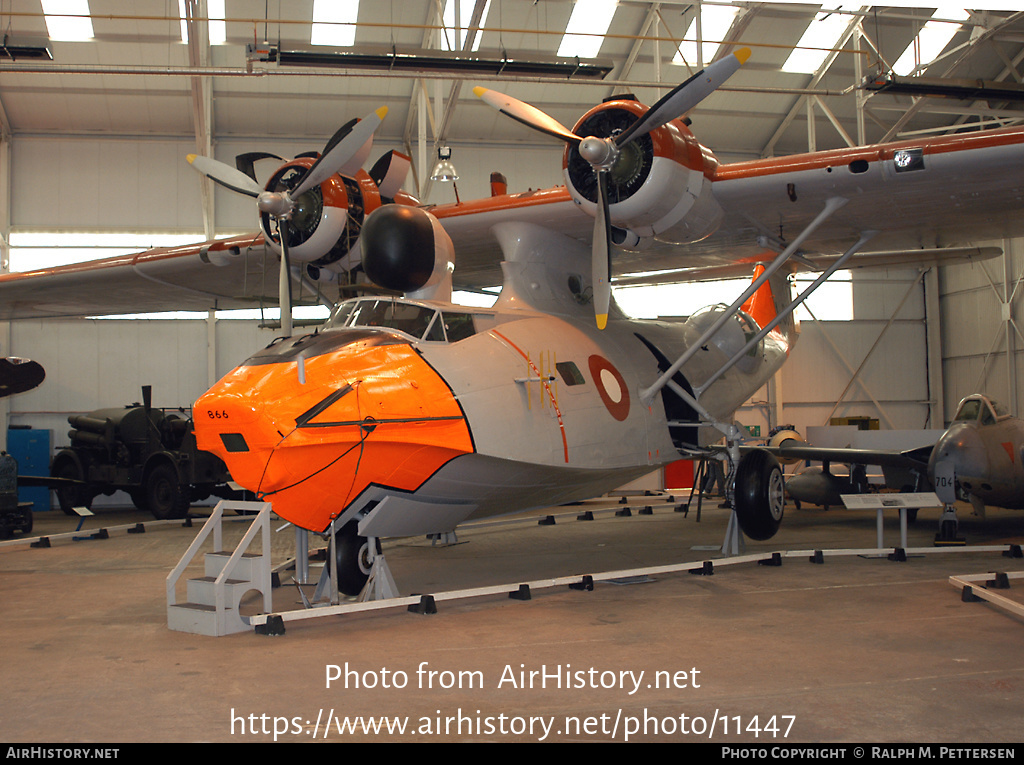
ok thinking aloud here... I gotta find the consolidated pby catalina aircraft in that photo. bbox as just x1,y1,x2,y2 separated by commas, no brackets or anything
3,49,1024,594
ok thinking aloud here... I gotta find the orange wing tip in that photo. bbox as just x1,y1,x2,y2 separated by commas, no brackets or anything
596,314,608,330
734,47,752,65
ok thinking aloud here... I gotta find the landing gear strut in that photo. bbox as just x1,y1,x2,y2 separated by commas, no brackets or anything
718,427,786,555
934,503,965,546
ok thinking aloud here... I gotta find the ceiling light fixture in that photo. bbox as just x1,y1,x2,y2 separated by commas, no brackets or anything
430,147,459,182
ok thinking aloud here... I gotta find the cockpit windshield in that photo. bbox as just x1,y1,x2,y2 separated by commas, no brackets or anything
325,298,477,343
952,395,1008,425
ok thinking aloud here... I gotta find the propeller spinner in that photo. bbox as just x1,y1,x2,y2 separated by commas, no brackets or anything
475,49,749,329
186,106,388,336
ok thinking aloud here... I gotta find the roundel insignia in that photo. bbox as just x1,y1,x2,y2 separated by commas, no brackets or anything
589,355,630,422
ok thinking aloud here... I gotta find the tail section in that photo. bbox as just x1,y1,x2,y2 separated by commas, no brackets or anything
741,265,799,347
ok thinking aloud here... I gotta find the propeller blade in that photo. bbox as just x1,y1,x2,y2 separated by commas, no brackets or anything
187,154,263,198
614,47,750,147
278,218,293,337
473,86,581,145
593,171,612,330
292,106,388,198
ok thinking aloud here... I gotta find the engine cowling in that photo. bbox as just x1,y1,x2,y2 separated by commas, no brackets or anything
562,98,723,247
259,157,381,267
360,205,455,301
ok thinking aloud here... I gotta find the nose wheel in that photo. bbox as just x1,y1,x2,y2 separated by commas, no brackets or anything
320,521,400,601
326,521,376,596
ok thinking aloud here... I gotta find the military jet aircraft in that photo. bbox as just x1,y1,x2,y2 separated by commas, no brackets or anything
3,49,1024,592
774,394,1024,541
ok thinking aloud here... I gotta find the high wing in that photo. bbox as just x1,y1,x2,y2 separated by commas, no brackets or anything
2,84,1024,319
435,125,1024,289
0,233,290,320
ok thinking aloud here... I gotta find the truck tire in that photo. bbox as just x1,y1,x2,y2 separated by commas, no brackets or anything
145,463,189,520
54,459,93,516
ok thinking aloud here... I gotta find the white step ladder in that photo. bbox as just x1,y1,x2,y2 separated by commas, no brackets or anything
166,500,274,636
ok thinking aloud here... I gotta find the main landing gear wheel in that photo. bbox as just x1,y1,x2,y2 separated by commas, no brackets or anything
329,522,376,596
734,449,785,541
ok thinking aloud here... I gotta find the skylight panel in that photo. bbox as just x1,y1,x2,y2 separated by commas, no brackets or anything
441,0,492,53
672,5,740,67
178,0,226,44
178,0,188,42
208,0,226,45
892,8,970,76
556,0,617,59
781,8,850,74
311,0,359,47
41,0,94,42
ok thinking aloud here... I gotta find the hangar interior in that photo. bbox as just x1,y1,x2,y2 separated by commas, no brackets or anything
2,1,1024,745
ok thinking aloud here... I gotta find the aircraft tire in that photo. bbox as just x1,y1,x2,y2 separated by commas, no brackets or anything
734,449,785,541
330,522,375,597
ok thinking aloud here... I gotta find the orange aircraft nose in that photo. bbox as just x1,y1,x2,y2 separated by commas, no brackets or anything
194,329,474,533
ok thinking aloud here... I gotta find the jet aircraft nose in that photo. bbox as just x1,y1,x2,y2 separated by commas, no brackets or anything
193,328,473,533
928,423,988,497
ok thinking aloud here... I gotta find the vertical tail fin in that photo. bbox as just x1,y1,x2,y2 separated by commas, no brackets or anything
741,265,798,343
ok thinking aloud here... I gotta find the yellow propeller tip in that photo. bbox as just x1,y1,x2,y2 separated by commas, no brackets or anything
734,47,752,65
375,106,389,119
473,86,486,98
596,314,608,330
186,153,197,163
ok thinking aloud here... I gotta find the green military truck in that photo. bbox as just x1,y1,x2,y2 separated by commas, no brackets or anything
50,386,236,520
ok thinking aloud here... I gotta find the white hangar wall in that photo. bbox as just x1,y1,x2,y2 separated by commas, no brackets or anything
9,134,565,233
938,239,1024,423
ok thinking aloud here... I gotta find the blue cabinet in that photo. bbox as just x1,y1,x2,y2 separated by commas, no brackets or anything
7,428,52,511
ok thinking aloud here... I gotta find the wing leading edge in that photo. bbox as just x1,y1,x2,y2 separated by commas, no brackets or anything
2,125,1023,319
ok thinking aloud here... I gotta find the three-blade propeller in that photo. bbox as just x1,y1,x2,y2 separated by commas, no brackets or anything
475,48,749,329
187,106,388,335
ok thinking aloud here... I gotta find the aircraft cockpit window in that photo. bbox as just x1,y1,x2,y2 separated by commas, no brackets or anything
325,299,438,339
326,301,355,329
989,399,1010,418
954,398,982,422
325,299,479,343
442,312,476,342
423,314,446,342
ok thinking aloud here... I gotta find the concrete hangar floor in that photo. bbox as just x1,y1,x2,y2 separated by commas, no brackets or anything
1,494,1022,744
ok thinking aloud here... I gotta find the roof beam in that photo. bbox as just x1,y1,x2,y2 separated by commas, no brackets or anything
184,0,214,239
761,7,868,157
